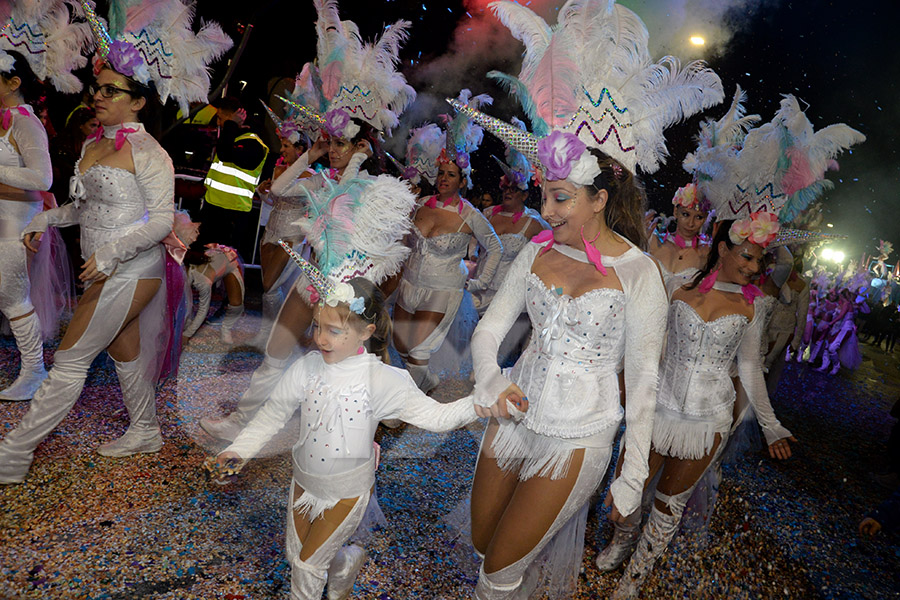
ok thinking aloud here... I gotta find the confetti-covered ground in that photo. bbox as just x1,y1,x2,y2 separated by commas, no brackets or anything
1,301,898,599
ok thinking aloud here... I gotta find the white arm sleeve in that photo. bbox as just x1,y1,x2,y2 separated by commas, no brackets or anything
183,269,213,338
270,151,313,197
470,243,538,407
465,207,504,292
379,367,478,431
22,203,80,236
609,255,668,517
93,135,175,275
0,112,51,191
737,307,793,445
224,358,305,459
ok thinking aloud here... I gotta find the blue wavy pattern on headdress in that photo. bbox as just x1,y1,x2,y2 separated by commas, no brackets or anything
731,182,785,215
583,87,628,114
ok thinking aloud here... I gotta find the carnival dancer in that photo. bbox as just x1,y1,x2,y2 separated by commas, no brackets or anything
766,254,810,394
205,156,502,600
0,2,89,400
199,0,416,441
451,1,724,596
599,93,864,598
648,182,713,289
392,89,504,393
0,0,231,482
251,100,312,347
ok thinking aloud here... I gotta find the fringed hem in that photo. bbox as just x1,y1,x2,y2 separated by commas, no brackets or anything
292,490,340,522
491,421,577,481
651,413,727,460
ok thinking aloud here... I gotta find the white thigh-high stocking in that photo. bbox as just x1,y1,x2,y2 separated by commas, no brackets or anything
0,279,139,483
285,487,371,600
0,311,47,401
220,304,244,344
475,445,610,600
595,509,642,572
252,262,294,347
611,501,683,600
96,357,162,457
199,352,292,442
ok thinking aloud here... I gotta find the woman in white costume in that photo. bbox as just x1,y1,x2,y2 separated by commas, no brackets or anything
199,0,416,441
453,1,724,596
0,0,90,401
392,89,504,393
647,183,710,289
0,0,231,482
598,93,864,599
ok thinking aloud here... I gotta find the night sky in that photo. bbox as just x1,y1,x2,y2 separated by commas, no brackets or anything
180,0,898,262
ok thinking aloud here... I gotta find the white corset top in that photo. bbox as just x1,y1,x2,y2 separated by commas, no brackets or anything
657,300,748,417
77,165,148,259
403,227,470,290
509,272,626,438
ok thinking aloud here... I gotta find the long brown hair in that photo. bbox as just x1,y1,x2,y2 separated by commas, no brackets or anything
586,149,648,249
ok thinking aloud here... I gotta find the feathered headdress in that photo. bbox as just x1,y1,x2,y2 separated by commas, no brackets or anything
0,0,93,93
877,239,893,259
80,0,233,113
448,0,724,183
438,89,491,188
393,123,443,185
492,116,532,191
687,91,865,248
277,0,415,141
280,153,417,309
260,100,309,147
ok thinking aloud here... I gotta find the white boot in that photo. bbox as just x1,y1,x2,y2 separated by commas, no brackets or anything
474,565,523,600
406,363,439,394
290,555,328,600
0,312,47,401
220,304,244,344
97,358,163,457
200,353,292,441
326,544,367,600
595,515,641,572
815,352,831,373
612,506,682,600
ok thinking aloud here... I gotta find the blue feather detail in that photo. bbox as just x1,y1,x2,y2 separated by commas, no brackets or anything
488,70,550,137
780,179,833,223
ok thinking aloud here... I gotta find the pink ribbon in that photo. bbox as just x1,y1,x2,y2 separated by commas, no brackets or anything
698,268,719,293
424,194,463,214
741,284,764,304
1,106,29,130
672,232,698,249
581,226,607,276
491,205,524,223
532,229,555,256
160,230,187,264
306,285,321,304
86,125,139,150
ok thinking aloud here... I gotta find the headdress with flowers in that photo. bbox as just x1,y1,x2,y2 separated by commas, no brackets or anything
0,0,93,93
390,123,443,185
447,0,724,188
685,90,865,249
275,0,415,143
260,99,310,147
671,183,711,214
279,152,416,313
80,0,233,113
438,89,491,189
492,116,532,191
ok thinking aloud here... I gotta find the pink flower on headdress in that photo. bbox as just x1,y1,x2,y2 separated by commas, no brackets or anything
748,211,780,247
672,183,699,208
107,40,149,84
537,130,587,181
402,166,420,180
324,108,359,139
729,219,754,246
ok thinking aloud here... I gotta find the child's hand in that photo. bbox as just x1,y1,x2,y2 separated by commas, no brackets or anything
475,383,527,420
203,452,245,484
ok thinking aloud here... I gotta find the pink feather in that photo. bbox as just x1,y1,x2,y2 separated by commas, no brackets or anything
698,268,719,293
321,61,344,101
527,35,579,128
741,284,764,304
781,146,816,195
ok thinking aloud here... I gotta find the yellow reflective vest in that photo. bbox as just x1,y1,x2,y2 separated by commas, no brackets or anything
203,132,269,212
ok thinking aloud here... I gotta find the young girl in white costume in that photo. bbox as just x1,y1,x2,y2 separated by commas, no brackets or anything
0,0,231,482
199,0,416,442
392,89,504,393
207,172,507,599
598,93,864,599
0,0,89,400
452,1,724,595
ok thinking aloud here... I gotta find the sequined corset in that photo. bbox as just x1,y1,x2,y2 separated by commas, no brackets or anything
509,272,626,438
657,301,748,417
266,193,307,239
78,165,148,259
403,227,470,290
490,232,529,291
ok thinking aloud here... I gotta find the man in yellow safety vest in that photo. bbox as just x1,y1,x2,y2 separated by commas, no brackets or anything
198,97,269,257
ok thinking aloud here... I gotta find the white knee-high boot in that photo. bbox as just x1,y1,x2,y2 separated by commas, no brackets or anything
199,353,292,441
0,311,47,401
612,505,683,599
0,344,97,483
595,511,642,572
97,358,163,457
290,555,328,600
220,304,244,344
326,544,367,600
